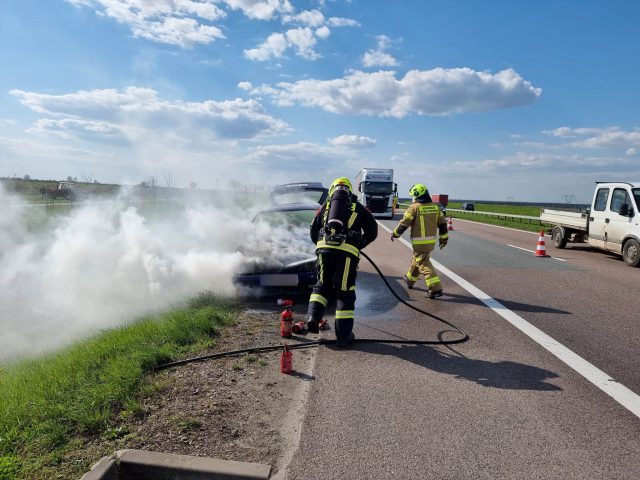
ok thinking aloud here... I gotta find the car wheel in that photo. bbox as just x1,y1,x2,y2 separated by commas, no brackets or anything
622,239,640,267
552,226,567,249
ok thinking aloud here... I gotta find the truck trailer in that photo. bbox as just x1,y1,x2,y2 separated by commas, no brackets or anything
354,168,397,219
540,181,640,266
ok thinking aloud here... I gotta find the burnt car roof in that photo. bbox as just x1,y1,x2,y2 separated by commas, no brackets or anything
269,182,328,206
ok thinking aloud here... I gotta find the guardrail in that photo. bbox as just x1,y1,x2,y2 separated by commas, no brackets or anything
447,208,545,226
396,204,547,226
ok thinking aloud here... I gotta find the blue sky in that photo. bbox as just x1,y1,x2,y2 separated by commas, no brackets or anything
1,0,639,202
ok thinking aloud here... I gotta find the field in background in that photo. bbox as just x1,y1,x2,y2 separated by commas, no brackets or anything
0,177,268,210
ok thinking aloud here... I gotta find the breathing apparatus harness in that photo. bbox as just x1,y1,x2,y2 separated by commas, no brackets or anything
321,185,362,247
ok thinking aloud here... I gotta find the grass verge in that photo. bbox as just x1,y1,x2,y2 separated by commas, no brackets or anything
0,291,237,480
445,202,551,233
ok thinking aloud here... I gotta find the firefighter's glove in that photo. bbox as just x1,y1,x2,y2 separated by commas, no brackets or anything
390,233,397,242
439,238,448,249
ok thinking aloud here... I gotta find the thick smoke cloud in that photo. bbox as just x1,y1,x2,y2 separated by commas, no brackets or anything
0,185,315,362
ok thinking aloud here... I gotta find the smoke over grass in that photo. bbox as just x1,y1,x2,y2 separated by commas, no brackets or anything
0,185,315,362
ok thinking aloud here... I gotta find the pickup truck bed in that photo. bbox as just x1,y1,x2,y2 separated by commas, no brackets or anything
540,209,588,231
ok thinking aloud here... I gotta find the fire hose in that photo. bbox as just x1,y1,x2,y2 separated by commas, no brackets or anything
155,250,469,371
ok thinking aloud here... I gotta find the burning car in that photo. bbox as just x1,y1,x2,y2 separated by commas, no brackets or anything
234,183,327,290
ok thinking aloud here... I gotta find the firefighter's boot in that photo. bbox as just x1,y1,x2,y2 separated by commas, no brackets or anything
404,275,415,289
306,317,320,334
335,318,355,348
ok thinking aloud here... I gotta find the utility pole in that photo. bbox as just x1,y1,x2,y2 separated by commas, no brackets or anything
562,194,576,206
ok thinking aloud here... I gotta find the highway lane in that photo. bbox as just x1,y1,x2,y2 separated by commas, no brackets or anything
283,215,640,480
440,218,640,394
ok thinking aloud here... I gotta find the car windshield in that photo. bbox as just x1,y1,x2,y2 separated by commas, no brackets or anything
632,188,640,210
363,182,393,194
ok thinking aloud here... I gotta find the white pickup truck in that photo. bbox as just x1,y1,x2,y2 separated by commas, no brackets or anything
540,181,640,267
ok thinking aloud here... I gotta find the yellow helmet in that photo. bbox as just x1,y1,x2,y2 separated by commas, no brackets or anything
329,177,353,195
408,183,428,198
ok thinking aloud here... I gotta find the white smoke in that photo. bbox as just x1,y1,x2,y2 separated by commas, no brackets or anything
0,185,316,362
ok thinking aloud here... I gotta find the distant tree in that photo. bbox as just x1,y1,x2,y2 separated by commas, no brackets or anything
230,179,242,191
23,174,31,180
81,173,93,183
93,179,99,183
189,182,198,189
163,174,173,188
146,176,159,188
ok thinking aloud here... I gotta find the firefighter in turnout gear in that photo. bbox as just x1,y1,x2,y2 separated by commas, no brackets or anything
307,177,378,347
391,183,448,298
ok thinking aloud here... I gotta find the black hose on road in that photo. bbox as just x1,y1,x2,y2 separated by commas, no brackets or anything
155,251,469,371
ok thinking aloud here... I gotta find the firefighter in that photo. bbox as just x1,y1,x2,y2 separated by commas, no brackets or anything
306,177,378,347
390,183,448,298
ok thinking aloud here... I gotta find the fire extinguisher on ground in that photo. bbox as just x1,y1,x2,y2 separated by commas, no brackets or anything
280,306,293,338
280,344,293,374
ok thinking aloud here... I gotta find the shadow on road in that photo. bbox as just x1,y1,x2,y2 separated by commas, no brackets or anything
442,293,571,315
353,342,561,391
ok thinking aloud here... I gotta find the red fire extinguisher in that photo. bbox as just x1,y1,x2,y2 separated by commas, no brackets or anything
280,344,293,374
280,306,293,338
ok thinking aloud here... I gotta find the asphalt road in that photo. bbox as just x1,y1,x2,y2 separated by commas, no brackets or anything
283,217,640,480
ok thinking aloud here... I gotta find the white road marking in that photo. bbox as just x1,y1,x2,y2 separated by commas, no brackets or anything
379,221,640,420
507,244,567,261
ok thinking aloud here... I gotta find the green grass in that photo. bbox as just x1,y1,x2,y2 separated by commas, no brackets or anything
447,202,542,217
445,203,553,233
0,291,237,480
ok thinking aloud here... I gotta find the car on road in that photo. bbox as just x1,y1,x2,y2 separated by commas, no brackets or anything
234,183,327,291
461,202,475,211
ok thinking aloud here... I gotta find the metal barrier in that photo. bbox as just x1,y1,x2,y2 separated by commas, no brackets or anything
447,208,543,225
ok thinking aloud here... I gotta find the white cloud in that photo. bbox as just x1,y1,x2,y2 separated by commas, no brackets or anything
222,0,293,20
246,141,366,178
250,68,541,117
285,27,319,59
327,17,360,27
627,147,637,156
244,32,288,61
362,34,398,68
282,9,325,27
28,118,124,142
315,25,330,39
66,0,226,47
542,126,640,149
10,87,290,141
245,26,322,60
328,134,377,148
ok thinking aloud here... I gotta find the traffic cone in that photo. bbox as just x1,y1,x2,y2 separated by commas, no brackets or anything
535,230,549,257
447,217,454,231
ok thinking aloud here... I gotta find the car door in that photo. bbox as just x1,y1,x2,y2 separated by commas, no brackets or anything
588,187,609,249
605,187,635,253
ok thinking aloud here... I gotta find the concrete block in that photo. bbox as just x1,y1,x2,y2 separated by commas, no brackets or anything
116,449,271,480
80,456,118,480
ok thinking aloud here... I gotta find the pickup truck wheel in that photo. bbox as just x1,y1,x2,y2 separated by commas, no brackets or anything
552,226,567,249
623,239,640,267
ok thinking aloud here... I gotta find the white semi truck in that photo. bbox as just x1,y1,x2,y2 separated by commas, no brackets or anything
540,181,640,266
354,168,397,219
